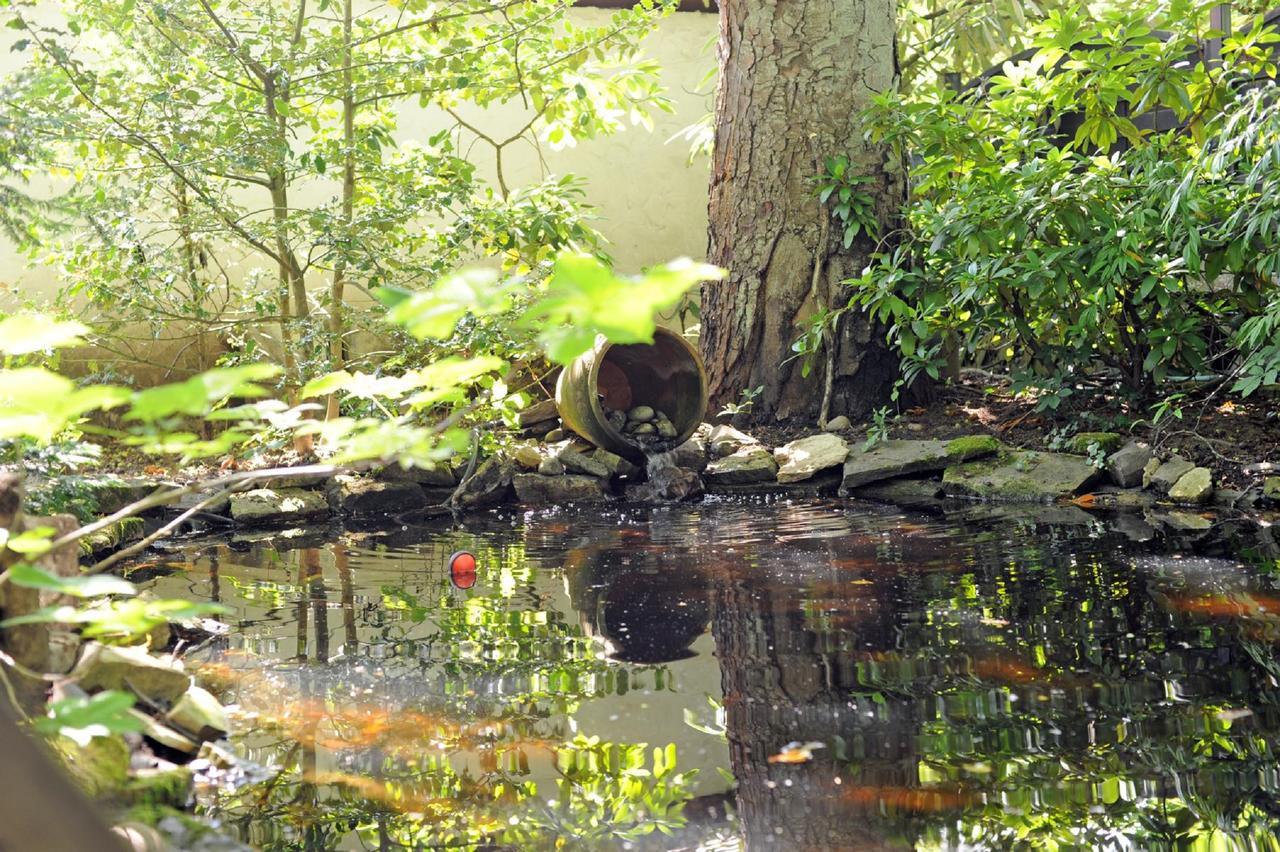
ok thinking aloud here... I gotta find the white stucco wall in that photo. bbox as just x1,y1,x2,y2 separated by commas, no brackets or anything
0,7,717,310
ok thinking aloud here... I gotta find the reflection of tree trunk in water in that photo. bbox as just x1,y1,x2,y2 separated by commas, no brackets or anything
301,548,328,663
335,543,357,649
710,577,922,850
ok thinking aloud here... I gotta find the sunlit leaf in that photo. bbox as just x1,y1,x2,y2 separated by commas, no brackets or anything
0,315,89,354
7,563,137,598
35,690,143,747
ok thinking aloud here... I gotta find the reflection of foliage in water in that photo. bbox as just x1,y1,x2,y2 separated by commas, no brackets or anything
160,504,1280,850
196,535,699,849
803,543,1280,850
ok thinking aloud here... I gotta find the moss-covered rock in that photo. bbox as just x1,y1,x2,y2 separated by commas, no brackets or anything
52,733,131,797
80,516,145,556
942,450,1102,502
1065,432,1124,455
123,765,194,808
839,437,1000,494
1168,467,1213,504
1264,477,1280,502
945,435,1001,459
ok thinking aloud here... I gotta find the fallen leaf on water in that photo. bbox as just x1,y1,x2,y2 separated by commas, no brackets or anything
767,741,825,764
843,784,980,812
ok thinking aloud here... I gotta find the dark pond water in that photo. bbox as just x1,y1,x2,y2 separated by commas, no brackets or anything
141,497,1280,850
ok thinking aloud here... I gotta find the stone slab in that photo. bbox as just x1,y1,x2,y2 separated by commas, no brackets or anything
942,450,1101,503
839,437,999,495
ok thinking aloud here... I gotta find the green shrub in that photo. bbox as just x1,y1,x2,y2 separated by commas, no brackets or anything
842,5,1280,410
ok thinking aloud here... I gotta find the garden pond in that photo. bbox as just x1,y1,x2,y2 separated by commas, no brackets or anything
139,496,1280,850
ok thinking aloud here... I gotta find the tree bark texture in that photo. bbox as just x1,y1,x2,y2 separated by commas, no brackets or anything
704,0,904,421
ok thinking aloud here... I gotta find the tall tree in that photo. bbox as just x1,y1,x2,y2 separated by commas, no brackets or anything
702,0,904,422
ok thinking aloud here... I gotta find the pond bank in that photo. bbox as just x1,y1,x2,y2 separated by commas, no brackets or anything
26,414,1280,566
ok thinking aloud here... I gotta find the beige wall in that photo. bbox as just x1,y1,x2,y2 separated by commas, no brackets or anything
0,8,717,314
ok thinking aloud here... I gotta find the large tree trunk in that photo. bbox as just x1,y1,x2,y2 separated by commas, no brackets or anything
703,0,904,421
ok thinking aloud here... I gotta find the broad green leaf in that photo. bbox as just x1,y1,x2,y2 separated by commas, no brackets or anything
35,690,143,747
522,254,722,365
385,268,510,340
7,563,137,598
128,364,280,421
0,368,129,442
0,315,89,355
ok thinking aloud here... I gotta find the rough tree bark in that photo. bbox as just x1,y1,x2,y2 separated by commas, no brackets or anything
703,0,905,421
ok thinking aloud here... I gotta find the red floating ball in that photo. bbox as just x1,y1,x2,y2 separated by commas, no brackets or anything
449,550,477,588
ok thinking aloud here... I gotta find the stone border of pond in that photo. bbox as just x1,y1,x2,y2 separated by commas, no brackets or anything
18,416,1275,573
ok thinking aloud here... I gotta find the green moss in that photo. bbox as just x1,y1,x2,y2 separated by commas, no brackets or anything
1065,432,1123,455
80,515,146,555
1264,477,1280,501
123,765,194,808
125,803,203,831
945,435,1000,460
51,734,130,797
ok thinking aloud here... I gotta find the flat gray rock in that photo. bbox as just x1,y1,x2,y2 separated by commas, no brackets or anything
330,477,425,516
1106,442,1152,488
839,437,998,494
942,450,1101,502
1147,455,1195,493
1168,467,1213,504
556,446,611,478
704,446,778,485
774,433,849,484
512,473,611,504
229,487,330,525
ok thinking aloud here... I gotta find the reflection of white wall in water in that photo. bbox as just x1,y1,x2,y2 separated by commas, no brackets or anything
0,6,716,322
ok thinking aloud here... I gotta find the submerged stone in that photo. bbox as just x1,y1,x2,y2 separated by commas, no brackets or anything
704,446,778,485
229,488,330,525
1106,442,1152,488
1155,510,1214,532
839,437,998,494
73,643,190,704
942,450,1101,502
773,433,849,484
1168,467,1213,504
512,473,611,504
